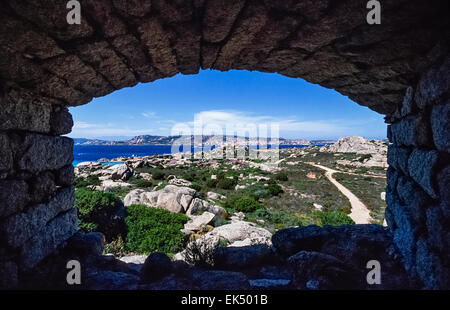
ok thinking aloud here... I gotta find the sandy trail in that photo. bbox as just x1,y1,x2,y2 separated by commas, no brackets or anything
306,162,372,224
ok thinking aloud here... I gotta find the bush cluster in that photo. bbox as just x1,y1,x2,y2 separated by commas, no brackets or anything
319,211,355,226
246,208,302,229
75,188,125,241
226,195,262,213
74,175,101,188
274,172,289,181
125,204,189,254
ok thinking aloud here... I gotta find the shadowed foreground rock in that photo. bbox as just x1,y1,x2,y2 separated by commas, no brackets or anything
18,225,416,290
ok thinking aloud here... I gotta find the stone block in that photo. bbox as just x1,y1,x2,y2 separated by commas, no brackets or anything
431,101,450,152
0,133,13,175
390,115,431,147
20,208,78,270
408,149,439,199
2,187,75,248
29,171,57,203
415,56,450,108
55,165,75,187
400,86,415,117
415,238,449,289
50,106,73,135
0,88,54,133
387,145,410,175
0,180,29,218
18,134,73,174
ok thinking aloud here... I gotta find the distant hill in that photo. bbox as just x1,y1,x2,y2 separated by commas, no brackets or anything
72,135,319,146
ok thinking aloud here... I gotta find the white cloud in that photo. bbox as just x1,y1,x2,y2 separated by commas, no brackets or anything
186,110,350,137
70,121,154,138
142,111,157,118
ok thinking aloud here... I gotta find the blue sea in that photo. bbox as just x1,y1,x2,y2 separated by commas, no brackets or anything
73,144,311,166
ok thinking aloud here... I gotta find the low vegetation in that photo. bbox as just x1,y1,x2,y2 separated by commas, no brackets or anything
124,204,189,255
75,187,125,242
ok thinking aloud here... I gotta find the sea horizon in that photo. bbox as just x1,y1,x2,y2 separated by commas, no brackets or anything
72,144,314,166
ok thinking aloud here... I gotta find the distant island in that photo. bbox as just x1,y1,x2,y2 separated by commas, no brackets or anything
72,135,335,146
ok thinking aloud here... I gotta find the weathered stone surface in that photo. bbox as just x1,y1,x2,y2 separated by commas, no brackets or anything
387,145,411,175
437,165,450,216
111,35,160,83
124,185,196,213
288,251,362,290
108,164,133,181
76,41,137,90
202,0,246,43
0,88,54,133
191,270,249,290
186,198,227,218
50,106,73,135
66,232,105,258
18,134,73,173
0,260,18,289
42,54,114,99
401,87,415,117
207,221,272,246
213,244,274,270
390,115,431,147
407,149,439,198
395,176,427,224
184,211,215,231
8,1,93,41
415,238,450,289
20,208,78,270
425,207,447,253
55,165,75,187
29,171,57,203
0,133,13,175
139,17,178,77
415,56,450,108
0,0,446,111
2,187,74,248
431,101,450,152
0,180,29,218
140,252,173,284
85,269,139,290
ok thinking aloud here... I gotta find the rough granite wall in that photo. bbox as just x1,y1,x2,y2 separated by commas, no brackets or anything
0,0,449,289
385,56,450,289
0,87,76,288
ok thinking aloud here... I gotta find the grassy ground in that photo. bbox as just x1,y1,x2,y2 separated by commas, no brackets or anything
333,173,387,224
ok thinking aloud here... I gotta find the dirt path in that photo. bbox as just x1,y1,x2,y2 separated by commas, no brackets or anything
306,162,372,224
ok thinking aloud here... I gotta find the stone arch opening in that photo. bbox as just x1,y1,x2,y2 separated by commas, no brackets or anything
0,0,448,289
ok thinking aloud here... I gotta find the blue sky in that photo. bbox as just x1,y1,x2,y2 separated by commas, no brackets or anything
69,69,387,140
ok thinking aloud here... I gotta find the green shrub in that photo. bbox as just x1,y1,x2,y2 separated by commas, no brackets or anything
268,184,283,196
216,178,236,190
320,211,355,226
125,204,189,255
274,172,288,181
152,170,165,180
214,217,230,227
103,236,126,256
75,175,101,188
129,177,153,188
292,181,307,190
232,196,261,213
190,182,202,192
246,208,302,228
358,154,372,163
206,178,218,188
75,188,125,241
